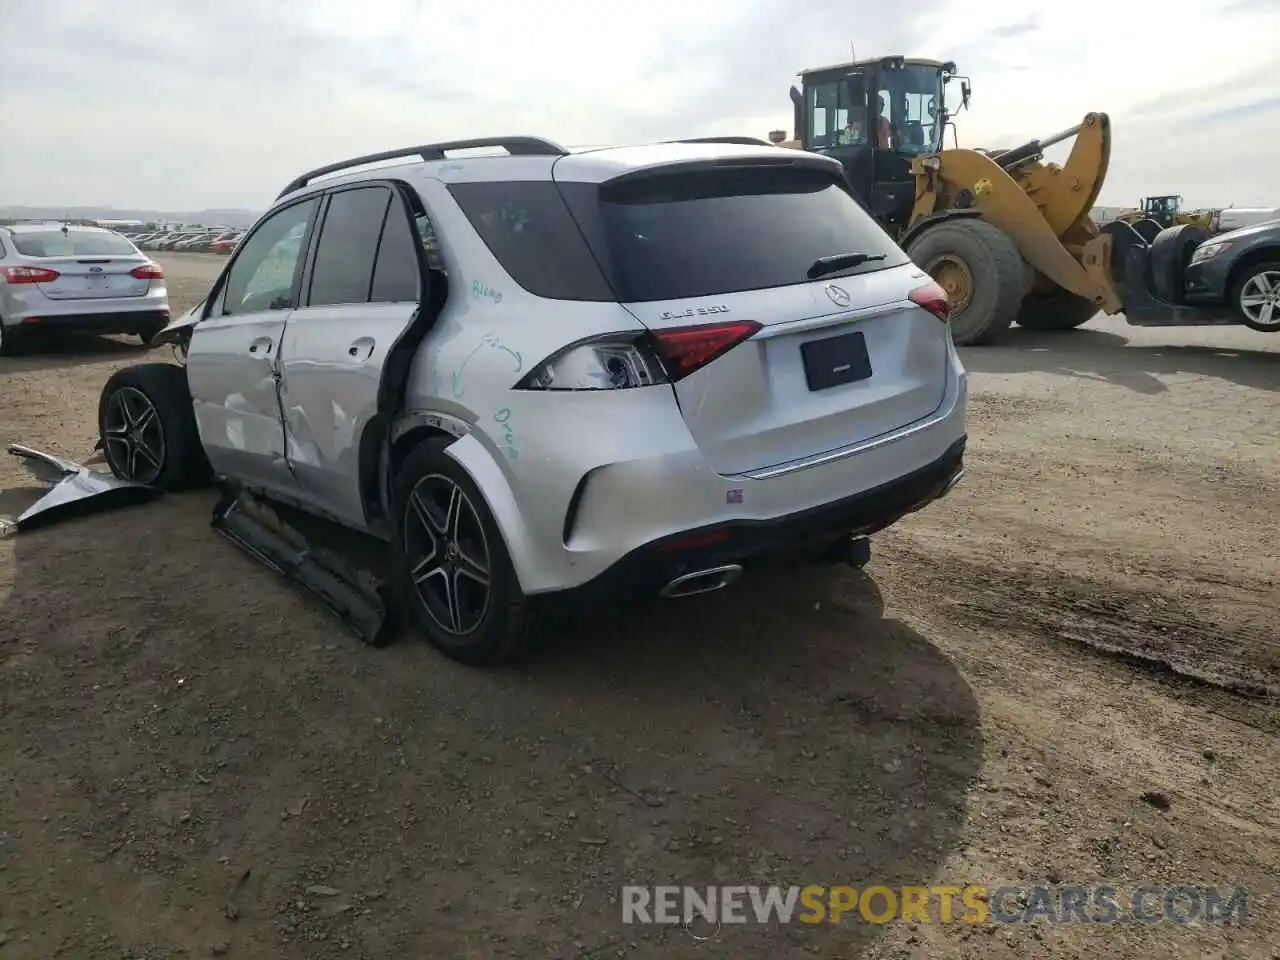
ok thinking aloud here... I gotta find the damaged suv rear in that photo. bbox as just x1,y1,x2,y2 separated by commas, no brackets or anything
93,135,967,665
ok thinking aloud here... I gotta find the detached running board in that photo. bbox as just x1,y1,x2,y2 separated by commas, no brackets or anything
210,485,390,646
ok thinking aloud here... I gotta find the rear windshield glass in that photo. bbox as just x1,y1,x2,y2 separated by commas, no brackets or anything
10,229,138,258
562,166,907,302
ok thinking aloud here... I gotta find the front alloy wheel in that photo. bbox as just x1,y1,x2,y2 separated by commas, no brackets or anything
1237,266,1280,330
102,386,167,484
402,474,492,635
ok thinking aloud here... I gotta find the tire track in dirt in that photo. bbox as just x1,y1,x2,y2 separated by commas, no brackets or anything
885,542,1280,702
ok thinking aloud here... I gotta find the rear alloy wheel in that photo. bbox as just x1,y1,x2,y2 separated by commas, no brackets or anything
98,363,211,490
391,437,532,666
403,475,493,636
1232,262,1280,332
102,386,167,485
907,219,1024,346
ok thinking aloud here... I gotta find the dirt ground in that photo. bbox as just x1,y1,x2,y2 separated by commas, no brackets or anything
0,252,1276,959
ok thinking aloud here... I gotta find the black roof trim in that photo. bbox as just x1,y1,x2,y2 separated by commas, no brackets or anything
276,136,568,199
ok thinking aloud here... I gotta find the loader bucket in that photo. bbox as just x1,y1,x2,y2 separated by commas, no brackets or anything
1118,245,1239,328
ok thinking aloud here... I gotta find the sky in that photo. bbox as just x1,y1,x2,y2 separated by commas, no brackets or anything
2,0,1278,213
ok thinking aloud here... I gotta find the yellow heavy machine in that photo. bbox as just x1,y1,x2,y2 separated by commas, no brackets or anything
775,56,1236,344
1116,196,1215,238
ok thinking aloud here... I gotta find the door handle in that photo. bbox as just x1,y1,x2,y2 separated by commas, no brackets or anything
248,336,274,357
347,336,375,362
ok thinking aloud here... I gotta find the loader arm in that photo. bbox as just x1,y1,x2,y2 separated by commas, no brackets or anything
909,112,1123,313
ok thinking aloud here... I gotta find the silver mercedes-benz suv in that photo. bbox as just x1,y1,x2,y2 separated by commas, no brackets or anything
95,135,967,665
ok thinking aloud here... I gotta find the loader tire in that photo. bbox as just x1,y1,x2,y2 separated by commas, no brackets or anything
1016,288,1098,331
1131,218,1163,244
907,219,1023,346
1149,224,1210,305
1099,220,1149,286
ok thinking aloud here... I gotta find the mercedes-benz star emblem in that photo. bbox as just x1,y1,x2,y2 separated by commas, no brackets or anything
825,283,851,307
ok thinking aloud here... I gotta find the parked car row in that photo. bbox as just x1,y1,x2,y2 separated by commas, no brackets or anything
119,229,244,255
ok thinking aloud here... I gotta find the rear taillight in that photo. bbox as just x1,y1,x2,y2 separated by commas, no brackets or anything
131,263,164,280
909,281,950,322
649,320,761,381
516,320,760,391
1,265,59,284
516,334,666,391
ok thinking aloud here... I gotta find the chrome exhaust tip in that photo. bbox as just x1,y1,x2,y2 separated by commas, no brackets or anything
659,564,743,599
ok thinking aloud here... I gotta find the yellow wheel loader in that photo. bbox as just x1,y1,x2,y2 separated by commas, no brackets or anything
1116,196,1216,240
776,56,1241,345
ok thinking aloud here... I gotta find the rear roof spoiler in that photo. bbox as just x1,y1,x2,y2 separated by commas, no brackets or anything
600,150,843,188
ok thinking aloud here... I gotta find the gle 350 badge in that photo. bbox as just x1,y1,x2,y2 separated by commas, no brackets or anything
658,304,730,321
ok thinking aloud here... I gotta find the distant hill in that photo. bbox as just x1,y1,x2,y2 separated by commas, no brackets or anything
0,205,260,228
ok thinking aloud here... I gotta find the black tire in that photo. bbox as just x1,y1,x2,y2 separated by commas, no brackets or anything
1098,219,1149,286
1230,260,1280,332
1148,224,1210,305
390,437,533,666
1015,287,1098,331
906,219,1024,346
97,362,211,490
0,318,16,357
1131,218,1163,243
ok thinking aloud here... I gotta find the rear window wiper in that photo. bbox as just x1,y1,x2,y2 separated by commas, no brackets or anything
807,252,887,279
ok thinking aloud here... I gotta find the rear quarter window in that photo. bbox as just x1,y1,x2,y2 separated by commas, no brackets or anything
446,181,613,301
559,165,908,302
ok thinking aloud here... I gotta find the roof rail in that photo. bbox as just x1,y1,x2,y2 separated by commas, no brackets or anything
667,136,776,147
276,136,569,199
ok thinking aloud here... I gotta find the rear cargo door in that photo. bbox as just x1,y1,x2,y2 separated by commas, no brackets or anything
566,163,950,476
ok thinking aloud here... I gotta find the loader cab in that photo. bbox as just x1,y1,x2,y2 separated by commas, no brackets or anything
791,56,959,235
1141,195,1182,228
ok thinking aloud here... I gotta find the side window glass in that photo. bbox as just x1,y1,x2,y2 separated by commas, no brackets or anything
414,214,446,273
370,198,424,303
308,186,391,307
446,181,613,301
223,199,318,316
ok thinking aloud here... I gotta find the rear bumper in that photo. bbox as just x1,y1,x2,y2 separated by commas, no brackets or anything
447,341,968,596
9,308,170,335
540,435,965,607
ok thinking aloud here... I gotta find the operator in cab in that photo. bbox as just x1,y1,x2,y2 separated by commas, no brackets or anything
877,94,892,148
